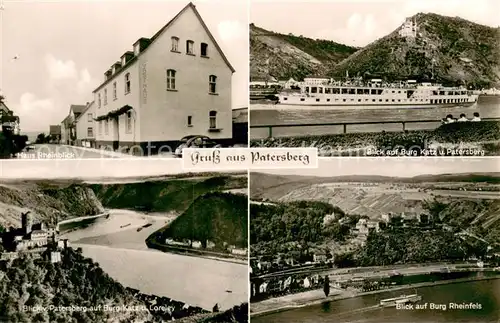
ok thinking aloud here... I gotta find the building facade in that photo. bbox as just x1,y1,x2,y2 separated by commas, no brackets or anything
49,125,62,143
0,100,21,135
93,3,234,154
60,116,70,145
75,101,96,147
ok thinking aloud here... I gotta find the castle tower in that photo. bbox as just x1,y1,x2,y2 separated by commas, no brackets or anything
21,211,32,235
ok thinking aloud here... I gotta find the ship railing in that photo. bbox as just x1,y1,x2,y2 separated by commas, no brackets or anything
250,117,500,139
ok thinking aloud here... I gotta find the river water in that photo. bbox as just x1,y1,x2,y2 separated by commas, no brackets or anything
250,95,500,139
61,209,248,311
252,277,500,323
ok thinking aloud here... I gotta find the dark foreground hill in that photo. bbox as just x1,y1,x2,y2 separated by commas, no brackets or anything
250,23,357,80
0,248,152,323
329,13,500,88
149,192,248,250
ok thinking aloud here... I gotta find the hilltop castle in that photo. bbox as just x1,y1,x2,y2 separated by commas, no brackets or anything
1,212,56,251
399,17,418,39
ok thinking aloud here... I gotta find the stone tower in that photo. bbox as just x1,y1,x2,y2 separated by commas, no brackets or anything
21,211,32,235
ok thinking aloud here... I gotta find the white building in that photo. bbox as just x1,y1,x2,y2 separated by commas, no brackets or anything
61,104,87,145
75,101,96,148
93,3,234,154
399,18,418,38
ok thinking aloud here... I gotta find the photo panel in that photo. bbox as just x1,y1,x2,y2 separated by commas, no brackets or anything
1,0,249,160
249,0,500,157
249,157,500,322
0,160,249,320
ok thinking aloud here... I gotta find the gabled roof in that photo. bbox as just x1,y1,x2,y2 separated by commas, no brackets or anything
75,101,95,121
70,104,87,115
93,2,235,93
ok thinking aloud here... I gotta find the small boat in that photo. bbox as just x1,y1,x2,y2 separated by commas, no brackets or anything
380,294,422,307
120,223,131,228
137,227,143,232
142,223,152,228
225,290,232,293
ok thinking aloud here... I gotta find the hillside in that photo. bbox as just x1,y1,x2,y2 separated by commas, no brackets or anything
251,198,500,264
250,24,357,80
149,192,248,249
90,175,247,214
329,13,500,88
0,183,104,229
250,172,500,200
0,249,152,323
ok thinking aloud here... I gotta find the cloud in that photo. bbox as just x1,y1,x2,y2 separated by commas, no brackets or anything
45,54,78,80
217,20,247,42
11,54,99,133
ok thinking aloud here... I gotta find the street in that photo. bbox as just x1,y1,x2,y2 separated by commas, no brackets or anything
16,144,176,159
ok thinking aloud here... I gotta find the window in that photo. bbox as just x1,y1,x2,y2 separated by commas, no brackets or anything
166,69,176,90
186,40,194,55
125,73,131,94
209,75,217,94
201,43,208,56
104,120,109,134
113,82,117,100
209,111,217,129
187,116,192,126
171,37,179,52
126,111,132,133
87,127,93,137
104,89,108,105
87,113,92,122
98,121,102,134
98,94,101,108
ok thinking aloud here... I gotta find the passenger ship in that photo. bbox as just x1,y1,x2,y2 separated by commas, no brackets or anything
379,293,422,307
277,79,478,109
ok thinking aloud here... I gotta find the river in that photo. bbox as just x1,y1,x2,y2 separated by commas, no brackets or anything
252,277,500,323
61,209,248,311
250,95,500,139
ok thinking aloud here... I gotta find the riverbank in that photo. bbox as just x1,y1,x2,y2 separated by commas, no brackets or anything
250,121,500,156
251,274,500,317
146,240,248,266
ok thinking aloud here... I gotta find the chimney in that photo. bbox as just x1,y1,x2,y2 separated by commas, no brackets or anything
133,38,151,55
104,69,112,81
112,62,122,74
120,51,134,66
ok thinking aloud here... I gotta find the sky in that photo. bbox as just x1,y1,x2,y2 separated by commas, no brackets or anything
0,0,249,133
251,0,499,47
258,157,499,178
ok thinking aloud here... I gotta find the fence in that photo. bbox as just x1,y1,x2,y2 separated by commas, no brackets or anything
250,117,500,139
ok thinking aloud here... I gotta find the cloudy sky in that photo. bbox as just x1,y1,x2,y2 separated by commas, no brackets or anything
251,0,499,47
259,157,499,178
0,0,248,133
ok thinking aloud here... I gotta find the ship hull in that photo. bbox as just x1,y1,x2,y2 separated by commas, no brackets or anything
256,101,477,110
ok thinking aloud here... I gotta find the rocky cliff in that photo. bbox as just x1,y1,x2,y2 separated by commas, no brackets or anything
0,182,104,229
250,23,357,80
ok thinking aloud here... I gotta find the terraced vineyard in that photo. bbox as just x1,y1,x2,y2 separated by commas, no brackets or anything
278,184,425,218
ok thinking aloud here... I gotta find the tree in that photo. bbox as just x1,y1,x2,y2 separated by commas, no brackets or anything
323,275,330,297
